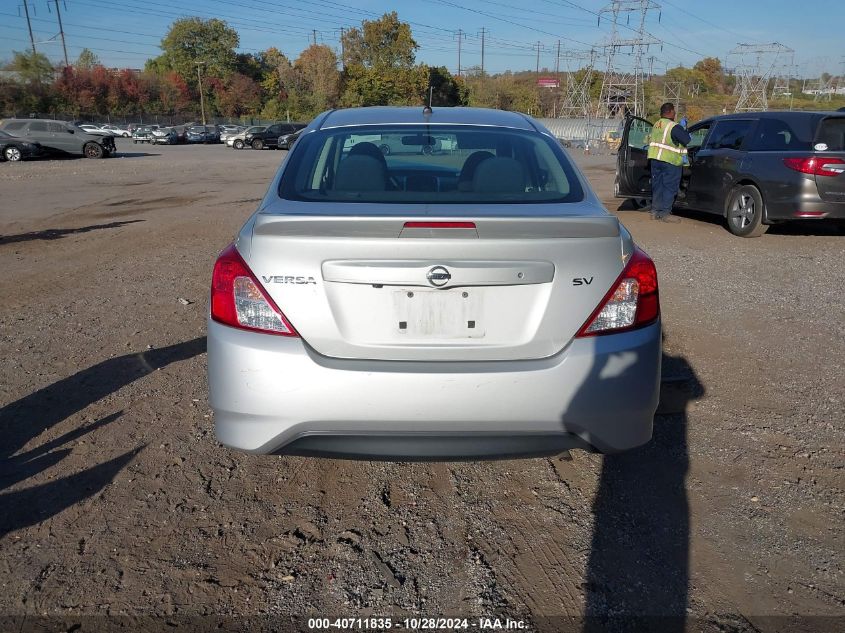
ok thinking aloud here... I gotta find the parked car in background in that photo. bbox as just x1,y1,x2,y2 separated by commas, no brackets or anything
0,129,43,161
186,125,221,144
78,124,111,135
245,122,305,150
101,124,131,137
207,106,661,459
617,110,845,236
220,126,246,144
0,119,115,158
228,125,265,149
132,126,154,143
151,127,179,145
277,128,302,150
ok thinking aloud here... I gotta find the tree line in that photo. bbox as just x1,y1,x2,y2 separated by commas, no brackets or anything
2,11,842,122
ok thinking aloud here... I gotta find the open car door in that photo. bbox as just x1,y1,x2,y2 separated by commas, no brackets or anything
616,115,653,199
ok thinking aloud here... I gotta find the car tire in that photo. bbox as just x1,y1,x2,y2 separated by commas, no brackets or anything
252,139,264,150
422,144,434,155
632,197,651,209
233,139,244,150
4,145,23,162
726,184,768,237
84,142,104,159
379,144,391,156
133,139,138,144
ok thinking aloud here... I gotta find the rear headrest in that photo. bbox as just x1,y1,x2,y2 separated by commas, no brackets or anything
334,154,386,191
472,157,526,194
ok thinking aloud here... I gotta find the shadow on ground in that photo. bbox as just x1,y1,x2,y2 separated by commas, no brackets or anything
0,220,144,246
581,350,703,632
0,337,206,537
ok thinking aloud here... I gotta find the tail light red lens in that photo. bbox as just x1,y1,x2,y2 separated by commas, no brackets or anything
576,246,660,337
210,244,298,336
783,157,845,177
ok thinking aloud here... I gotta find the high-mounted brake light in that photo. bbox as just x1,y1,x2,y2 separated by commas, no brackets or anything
783,157,845,177
575,246,659,337
403,221,477,229
210,244,298,336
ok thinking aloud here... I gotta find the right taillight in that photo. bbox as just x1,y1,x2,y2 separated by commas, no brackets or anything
210,244,298,336
576,246,659,337
783,156,845,177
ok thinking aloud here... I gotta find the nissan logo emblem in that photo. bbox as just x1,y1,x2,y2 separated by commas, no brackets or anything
426,266,451,287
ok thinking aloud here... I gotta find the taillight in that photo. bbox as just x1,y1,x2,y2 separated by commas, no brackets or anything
210,244,298,336
783,156,845,177
403,221,477,229
576,246,659,337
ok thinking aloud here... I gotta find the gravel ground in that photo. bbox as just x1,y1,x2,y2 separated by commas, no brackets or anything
0,140,842,632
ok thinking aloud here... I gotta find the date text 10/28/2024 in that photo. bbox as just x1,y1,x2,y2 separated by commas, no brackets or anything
308,617,528,630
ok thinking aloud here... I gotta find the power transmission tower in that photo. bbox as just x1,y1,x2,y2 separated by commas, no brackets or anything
558,49,596,118
595,0,661,120
662,80,683,104
729,42,794,112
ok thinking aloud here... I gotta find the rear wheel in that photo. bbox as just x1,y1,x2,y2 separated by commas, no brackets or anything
84,142,104,159
726,185,768,237
4,145,23,162
422,144,434,155
379,144,390,155
233,139,244,150
252,139,264,150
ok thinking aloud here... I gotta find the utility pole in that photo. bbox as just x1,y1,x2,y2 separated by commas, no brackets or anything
52,0,69,67
556,40,561,75
479,27,486,77
22,1,36,55
196,62,206,125
456,29,463,77
536,41,541,74
312,30,318,46
339,27,345,69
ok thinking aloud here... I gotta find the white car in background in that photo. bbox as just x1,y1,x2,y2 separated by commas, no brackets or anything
100,124,131,137
78,124,110,135
227,125,265,149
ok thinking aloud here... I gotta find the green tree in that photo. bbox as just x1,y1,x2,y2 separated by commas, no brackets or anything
341,12,418,69
8,50,54,84
692,57,725,93
295,44,341,113
146,17,239,87
75,48,100,70
427,66,466,106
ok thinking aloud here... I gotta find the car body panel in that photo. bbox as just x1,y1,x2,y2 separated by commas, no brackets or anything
0,130,43,160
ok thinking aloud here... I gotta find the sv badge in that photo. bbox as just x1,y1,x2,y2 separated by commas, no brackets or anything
572,277,594,286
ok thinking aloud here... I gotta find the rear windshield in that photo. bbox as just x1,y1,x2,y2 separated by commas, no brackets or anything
279,125,584,204
816,117,845,151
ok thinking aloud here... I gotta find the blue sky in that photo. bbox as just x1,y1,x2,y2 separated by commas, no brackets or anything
1,0,842,78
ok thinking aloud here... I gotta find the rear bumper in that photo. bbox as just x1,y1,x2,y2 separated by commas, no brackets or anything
207,319,662,458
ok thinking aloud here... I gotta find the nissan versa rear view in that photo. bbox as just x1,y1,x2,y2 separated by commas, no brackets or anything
207,106,661,459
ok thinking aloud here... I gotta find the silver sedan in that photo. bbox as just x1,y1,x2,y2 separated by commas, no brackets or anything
207,106,661,459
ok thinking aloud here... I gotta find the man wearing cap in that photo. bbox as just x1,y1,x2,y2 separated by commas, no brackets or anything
647,102,691,223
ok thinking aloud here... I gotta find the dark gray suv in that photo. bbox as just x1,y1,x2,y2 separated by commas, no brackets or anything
0,118,116,159
617,111,845,236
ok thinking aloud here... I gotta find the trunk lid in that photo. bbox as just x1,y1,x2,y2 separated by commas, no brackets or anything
245,210,626,361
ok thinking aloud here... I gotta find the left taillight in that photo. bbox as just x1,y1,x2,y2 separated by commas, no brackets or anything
576,246,660,337
210,243,298,336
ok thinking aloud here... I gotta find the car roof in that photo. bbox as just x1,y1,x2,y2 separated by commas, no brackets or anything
318,106,536,131
699,110,845,123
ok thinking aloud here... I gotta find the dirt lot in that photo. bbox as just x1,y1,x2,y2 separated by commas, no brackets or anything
0,141,842,632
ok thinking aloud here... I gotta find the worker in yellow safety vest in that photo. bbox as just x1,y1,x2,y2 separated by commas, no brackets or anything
646,102,691,223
